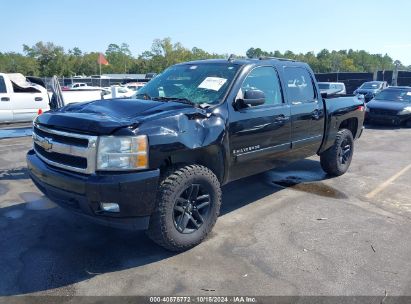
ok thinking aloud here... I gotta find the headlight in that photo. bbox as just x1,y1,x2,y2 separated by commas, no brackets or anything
399,106,411,115
97,135,148,170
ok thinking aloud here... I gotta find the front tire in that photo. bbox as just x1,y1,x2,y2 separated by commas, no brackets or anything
320,129,354,177
147,165,222,251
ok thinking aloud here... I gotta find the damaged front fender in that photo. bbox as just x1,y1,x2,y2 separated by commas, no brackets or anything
138,104,229,183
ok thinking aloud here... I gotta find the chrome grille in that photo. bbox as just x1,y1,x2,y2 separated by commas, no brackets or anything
32,124,97,174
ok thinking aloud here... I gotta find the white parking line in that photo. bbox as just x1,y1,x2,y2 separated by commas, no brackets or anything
366,164,411,199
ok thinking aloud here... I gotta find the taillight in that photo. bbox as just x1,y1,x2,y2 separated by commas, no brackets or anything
357,106,364,112
37,109,43,115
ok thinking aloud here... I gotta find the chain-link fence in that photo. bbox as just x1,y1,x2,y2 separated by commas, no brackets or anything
41,77,150,90
38,71,411,95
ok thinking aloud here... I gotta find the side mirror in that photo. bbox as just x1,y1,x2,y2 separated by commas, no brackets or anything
321,91,328,99
239,89,265,107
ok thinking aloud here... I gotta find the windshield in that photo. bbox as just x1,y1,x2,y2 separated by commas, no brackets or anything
136,63,240,105
318,83,330,89
360,82,381,89
374,89,411,102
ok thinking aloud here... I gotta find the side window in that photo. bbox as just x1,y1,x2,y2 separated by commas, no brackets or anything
241,66,283,106
0,76,7,93
284,67,315,103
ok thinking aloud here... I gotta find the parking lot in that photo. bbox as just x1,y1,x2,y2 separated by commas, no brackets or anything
0,125,410,296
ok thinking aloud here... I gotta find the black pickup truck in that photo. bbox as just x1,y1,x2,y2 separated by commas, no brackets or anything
27,58,365,251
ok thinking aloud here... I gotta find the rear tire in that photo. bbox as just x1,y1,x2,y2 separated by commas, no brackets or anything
147,165,221,252
320,129,354,177
405,119,411,128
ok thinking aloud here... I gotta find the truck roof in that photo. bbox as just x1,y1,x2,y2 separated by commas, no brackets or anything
175,58,309,68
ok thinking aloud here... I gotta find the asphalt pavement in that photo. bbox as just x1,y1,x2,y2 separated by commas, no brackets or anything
0,125,410,296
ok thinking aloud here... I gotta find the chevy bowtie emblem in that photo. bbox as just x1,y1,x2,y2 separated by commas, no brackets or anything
34,135,53,151
42,137,53,151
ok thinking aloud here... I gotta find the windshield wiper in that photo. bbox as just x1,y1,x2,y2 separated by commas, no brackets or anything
152,97,196,106
135,93,152,100
140,96,212,109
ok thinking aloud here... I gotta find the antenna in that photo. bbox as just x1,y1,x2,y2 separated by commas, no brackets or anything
228,54,236,62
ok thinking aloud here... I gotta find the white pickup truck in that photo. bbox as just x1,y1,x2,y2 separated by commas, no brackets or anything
0,74,140,123
0,73,49,123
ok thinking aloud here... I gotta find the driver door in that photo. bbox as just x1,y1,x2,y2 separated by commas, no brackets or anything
228,66,291,180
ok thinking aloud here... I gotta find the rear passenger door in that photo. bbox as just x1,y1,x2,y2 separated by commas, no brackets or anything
283,67,325,156
12,91,46,122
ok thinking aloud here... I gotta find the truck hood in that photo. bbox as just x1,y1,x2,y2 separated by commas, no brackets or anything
35,98,201,135
367,99,411,111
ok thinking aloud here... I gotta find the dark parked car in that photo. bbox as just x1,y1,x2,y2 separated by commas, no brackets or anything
27,58,365,251
354,81,388,102
365,86,411,126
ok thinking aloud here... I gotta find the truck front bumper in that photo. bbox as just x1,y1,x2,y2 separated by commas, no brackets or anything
365,112,411,125
27,149,160,230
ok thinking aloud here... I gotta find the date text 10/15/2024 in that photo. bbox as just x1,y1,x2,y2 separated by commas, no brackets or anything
149,296,257,303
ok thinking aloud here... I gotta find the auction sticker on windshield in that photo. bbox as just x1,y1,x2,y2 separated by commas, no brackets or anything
198,77,227,91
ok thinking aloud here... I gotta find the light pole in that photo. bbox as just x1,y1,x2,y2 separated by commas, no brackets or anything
392,60,401,86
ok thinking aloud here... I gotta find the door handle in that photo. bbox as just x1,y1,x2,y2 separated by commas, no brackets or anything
274,115,288,123
1,97,10,102
35,97,43,101
291,101,302,105
312,109,320,120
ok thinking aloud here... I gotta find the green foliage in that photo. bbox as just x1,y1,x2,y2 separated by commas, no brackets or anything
133,38,224,73
0,38,408,77
245,47,401,73
23,41,66,76
103,43,134,74
0,52,38,75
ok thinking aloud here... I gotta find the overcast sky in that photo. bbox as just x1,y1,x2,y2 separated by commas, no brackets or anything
1,0,410,64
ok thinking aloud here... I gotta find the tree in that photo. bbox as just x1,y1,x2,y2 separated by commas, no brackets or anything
245,46,396,73
0,39,401,77
104,43,134,73
0,52,39,75
23,41,66,76
138,38,220,73
246,47,265,58
77,52,99,76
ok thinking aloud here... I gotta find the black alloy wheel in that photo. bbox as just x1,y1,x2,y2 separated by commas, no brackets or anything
173,184,211,234
147,165,222,251
320,128,354,177
338,138,352,166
